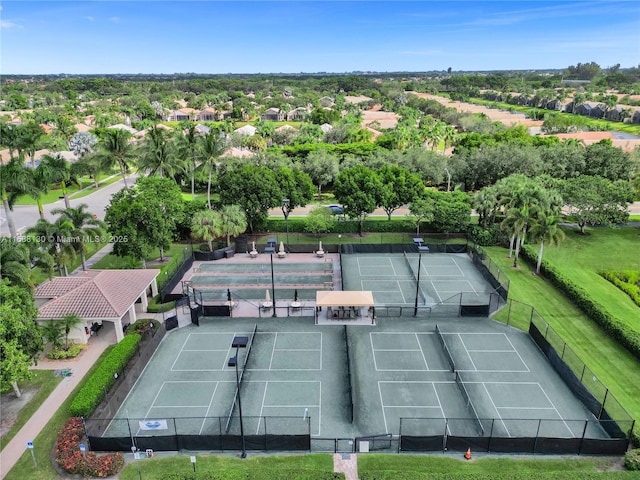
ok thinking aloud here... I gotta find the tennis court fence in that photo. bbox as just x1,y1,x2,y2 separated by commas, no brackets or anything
83,416,311,453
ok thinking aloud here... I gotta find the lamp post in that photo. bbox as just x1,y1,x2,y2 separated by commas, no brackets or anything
228,336,248,459
264,246,277,317
412,238,429,316
282,198,290,246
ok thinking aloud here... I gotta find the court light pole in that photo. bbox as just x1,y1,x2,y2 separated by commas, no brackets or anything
282,198,290,246
264,246,277,317
413,238,429,316
228,336,248,459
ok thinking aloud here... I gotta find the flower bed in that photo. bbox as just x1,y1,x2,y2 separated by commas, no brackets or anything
47,343,84,360
56,417,124,477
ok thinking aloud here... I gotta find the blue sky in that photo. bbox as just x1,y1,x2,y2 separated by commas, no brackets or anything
1,1,638,74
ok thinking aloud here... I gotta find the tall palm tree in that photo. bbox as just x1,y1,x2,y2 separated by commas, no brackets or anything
191,209,221,252
0,237,32,290
40,320,64,351
61,314,82,350
177,123,200,200
95,129,136,188
38,154,77,209
472,186,499,229
0,158,31,239
137,125,183,179
51,204,105,271
197,129,226,209
26,218,76,276
219,204,247,247
529,213,566,274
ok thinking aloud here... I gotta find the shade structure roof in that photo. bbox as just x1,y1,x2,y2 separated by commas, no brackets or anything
315,291,374,307
35,270,159,320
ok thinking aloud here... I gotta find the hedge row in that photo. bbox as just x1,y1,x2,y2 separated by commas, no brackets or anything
600,270,640,307
162,470,344,480
147,294,177,313
520,246,640,362
69,334,141,417
359,472,640,480
265,217,415,234
47,343,84,359
626,449,640,470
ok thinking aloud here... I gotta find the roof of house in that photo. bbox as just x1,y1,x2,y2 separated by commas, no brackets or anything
234,125,257,136
36,269,159,320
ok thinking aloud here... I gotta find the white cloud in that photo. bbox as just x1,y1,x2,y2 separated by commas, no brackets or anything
1,20,23,29
108,16,121,23
85,16,94,22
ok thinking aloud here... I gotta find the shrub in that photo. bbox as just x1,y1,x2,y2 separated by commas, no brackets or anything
69,334,141,417
161,471,344,480
600,270,640,307
147,294,177,313
127,318,160,336
56,417,124,477
626,449,640,470
47,343,84,359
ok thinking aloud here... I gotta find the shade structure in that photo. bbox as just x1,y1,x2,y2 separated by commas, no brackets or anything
315,290,374,307
279,241,285,253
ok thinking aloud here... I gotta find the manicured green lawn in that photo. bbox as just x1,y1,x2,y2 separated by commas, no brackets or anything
358,454,620,476
91,242,192,270
13,173,122,206
5,347,114,480
120,454,335,480
0,371,61,451
180,192,210,203
485,235,640,437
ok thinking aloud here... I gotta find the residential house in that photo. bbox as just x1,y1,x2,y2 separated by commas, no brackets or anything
198,108,219,121
575,103,592,117
234,125,257,136
632,111,640,125
319,96,335,108
287,107,310,122
605,107,625,122
589,104,606,119
545,99,565,111
166,108,194,122
260,108,285,121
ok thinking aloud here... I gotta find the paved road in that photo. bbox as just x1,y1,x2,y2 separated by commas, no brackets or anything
0,173,137,237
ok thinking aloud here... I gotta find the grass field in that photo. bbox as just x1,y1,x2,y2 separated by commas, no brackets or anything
13,173,122,206
485,230,640,437
119,454,335,480
0,371,61,451
91,242,191,270
4,347,114,480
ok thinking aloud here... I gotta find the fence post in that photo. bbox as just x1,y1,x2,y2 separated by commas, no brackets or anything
598,390,609,420
578,420,588,455
507,299,512,326
533,419,542,454
443,418,449,453
487,419,495,452
580,364,586,382
561,343,567,360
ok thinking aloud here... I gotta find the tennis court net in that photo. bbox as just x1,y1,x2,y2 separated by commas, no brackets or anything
344,325,355,423
455,371,485,436
225,324,258,433
402,251,426,305
434,324,455,372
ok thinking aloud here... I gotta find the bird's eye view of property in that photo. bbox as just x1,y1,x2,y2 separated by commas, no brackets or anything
1,1,640,479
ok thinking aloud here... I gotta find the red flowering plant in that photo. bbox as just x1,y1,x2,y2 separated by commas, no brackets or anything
56,417,125,477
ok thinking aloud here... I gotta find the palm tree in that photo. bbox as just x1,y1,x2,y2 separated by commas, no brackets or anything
137,125,183,179
191,209,221,252
51,204,105,271
529,213,566,274
71,153,103,189
472,186,499,229
197,129,226,209
41,321,64,351
38,154,77,209
0,158,31,239
61,314,82,350
0,237,32,290
177,123,201,200
26,218,76,276
95,129,136,188
501,204,538,268
219,204,247,247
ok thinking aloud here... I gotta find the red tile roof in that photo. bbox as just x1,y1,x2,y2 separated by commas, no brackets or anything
36,270,159,320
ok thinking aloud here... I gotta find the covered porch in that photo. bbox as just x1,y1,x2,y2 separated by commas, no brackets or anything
315,290,375,325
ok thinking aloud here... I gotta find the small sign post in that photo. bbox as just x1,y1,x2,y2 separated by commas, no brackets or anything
190,455,197,473
27,441,37,470
79,443,86,458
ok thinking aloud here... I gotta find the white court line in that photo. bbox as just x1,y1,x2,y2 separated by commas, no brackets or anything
183,349,229,352
274,348,322,351
370,333,380,371
378,382,389,433
430,280,443,302
248,368,322,371
467,349,514,353
539,385,576,437
458,333,478,371
137,382,171,436
199,382,220,435
265,404,321,408
499,406,557,410
268,332,277,370
450,257,466,276
384,405,443,409
257,381,269,435
465,280,478,294
319,332,323,369
415,333,429,370
504,335,531,373
170,334,192,371
374,349,423,352
432,383,451,435
482,382,510,437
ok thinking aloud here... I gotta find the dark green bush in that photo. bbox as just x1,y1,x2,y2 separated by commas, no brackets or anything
600,270,640,307
147,294,177,313
467,224,500,246
626,448,640,470
69,334,141,417
47,343,84,359
127,318,160,335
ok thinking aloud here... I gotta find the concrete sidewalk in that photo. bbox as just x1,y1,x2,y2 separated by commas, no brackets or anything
0,333,115,479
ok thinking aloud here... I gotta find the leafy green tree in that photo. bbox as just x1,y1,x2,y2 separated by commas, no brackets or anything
560,176,635,234
0,238,33,291
177,123,201,200
334,166,383,235
0,280,43,397
26,218,76,276
408,196,436,235
61,314,82,350
472,186,500,229
191,209,221,252
40,320,64,351
301,150,339,199
50,204,105,271
197,129,226,209
377,165,424,220
582,140,635,181
276,166,315,218
218,165,282,233
424,190,471,234
305,206,336,234
38,154,78,209
137,125,183,179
